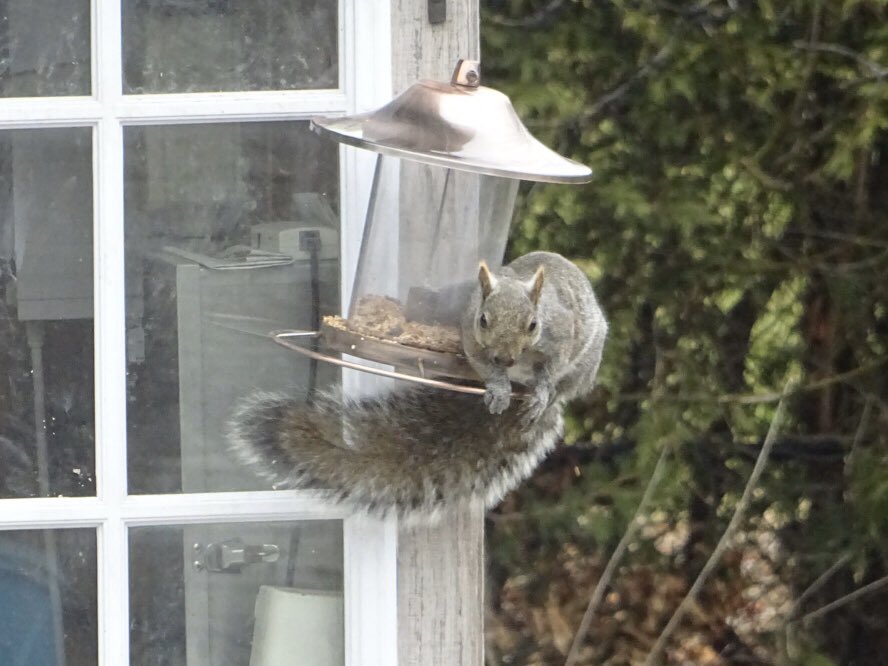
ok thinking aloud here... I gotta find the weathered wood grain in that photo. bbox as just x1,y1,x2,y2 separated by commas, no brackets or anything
391,4,485,665
391,0,481,94
398,502,485,665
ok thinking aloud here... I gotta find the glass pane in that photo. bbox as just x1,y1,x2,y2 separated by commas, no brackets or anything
130,520,343,666
0,128,95,498
124,121,340,494
122,0,338,94
0,529,97,665
0,0,91,97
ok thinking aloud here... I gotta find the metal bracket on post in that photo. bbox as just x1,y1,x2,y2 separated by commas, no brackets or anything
428,0,446,24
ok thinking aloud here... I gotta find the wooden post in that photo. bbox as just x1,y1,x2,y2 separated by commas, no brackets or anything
390,2,485,664
398,503,485,665
391,0,480,91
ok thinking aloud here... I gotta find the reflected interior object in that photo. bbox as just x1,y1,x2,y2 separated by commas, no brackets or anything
121,0,338,94
0,530,97,666
136,245,339,494
129,521,343,666
249,586,343,666
278,59,592,388
123,121,341,495
0,545,58,665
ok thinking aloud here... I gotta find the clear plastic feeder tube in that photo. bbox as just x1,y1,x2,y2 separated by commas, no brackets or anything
306,59,590,382
323,154,518,379
351,155,516,315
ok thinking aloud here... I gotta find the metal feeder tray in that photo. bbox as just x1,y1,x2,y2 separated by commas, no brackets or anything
271,329,492,396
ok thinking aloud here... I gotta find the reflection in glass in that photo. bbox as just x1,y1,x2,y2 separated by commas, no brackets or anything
0,529,97,665
124,122,340,494
130,520,343,666
0,128,95,498
122,0,338,94
0,0,91,97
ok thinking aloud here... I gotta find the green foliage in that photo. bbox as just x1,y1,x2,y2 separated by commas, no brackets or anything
483,0,888,662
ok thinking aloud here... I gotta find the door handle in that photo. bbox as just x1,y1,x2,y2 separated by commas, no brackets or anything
193,538,280,573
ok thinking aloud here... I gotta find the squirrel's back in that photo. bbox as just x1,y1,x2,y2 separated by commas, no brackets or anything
229,386,563,521
508,251,605,341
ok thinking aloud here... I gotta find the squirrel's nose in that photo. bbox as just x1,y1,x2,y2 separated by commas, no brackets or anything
494,355,516,368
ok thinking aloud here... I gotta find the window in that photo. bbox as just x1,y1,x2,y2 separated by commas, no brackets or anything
0,1,396,664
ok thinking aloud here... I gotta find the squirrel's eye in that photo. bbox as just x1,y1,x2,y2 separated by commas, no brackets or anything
479,314,488,329
528,319,538,332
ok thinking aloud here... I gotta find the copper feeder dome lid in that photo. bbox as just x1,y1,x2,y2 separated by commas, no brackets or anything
312,60,592,184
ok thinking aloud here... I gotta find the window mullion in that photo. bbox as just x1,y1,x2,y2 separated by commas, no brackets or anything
0,98,101,128
0,497,105,528
94,1,127,665
84,1,400,663
113,90,349,124
93,94,126,512
120,491,347,525
97,518,129,666
341,3,398,666
94,112,128,666
344,515,398,666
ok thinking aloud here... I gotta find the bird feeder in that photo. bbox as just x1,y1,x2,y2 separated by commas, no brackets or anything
273,60,591,393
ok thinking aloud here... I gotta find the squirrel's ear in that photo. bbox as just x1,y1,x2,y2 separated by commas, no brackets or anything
527,265,545,305
478,260,496,299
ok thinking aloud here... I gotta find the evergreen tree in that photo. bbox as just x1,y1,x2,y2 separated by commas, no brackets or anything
482,1,888,663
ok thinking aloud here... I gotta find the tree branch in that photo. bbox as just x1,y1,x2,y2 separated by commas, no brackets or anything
583,43,675,120
486,0,567,28
641,383,792,665
797,574,888,624
612,357,887,405
789,552,853,621
792,40,888,79
564,439,673,666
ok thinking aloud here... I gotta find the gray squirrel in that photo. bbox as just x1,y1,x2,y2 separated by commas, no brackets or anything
228,251,607,521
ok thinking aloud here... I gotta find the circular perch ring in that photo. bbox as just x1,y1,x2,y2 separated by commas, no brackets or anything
270,330,525,398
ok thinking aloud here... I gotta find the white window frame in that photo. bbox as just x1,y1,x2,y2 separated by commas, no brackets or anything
0,1,398,665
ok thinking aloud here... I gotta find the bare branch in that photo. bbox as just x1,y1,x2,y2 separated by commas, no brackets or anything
584,43,675,120
641,383,792,666
844,398,873,496
781,398,878,654
486,0,566,28
798,574,888,624
738,157,793,192
792,40,888,79
783,228,888,251
564,439,673,666
613,357,887,405
789,552,853,620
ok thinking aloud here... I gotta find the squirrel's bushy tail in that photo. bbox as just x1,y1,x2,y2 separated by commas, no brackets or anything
228,387,563,521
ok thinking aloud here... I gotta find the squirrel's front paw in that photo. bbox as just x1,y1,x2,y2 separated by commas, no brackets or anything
484,384,512,415
522,384,551,423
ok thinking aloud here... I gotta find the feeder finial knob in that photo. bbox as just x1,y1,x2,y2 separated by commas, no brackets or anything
451,59,481,88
